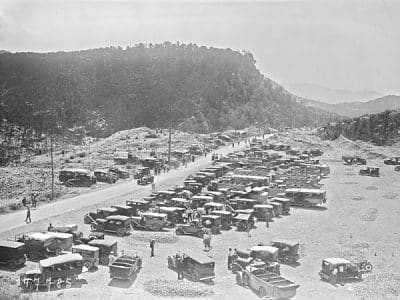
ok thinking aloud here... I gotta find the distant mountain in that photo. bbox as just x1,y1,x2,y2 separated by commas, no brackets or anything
301,95,400,118
0,43,338,137
285,83,382,104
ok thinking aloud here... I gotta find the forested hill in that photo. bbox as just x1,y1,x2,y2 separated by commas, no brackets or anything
0,43,337,136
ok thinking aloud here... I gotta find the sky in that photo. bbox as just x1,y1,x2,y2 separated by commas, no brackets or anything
0,0,399,95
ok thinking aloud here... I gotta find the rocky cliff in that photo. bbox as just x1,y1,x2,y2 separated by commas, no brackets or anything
318,110,400,145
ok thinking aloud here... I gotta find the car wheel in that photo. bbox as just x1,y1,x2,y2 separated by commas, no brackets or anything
330,274,338,284
7,260,16,269
364,263,373,272
167,257,174,269
191,270,200,282
26,280,35,292
259,287,267,298
91,223,98,231
197,230,205,238
175,228,183,235
100,256,109,265
83,261,92,269
29,252,39,261
116,228,125,237
55,248,62,256
242,273,250,286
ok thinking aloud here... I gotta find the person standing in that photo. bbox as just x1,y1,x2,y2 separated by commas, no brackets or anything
265,211,270,228
192,155,195,163
247,222,252,237
228,248,233,270
150,240,155,257
25,206,31,223
177,256,184,280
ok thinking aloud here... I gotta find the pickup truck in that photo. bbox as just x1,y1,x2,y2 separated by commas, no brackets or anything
238,266,299,299
109,255,142,280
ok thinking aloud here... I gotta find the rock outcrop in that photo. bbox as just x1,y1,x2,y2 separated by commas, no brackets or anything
318,110,400,145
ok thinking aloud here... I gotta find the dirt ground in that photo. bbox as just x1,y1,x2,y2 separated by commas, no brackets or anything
1,131,400,300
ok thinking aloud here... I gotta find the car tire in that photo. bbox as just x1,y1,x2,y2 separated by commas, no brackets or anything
83,261,92,269
242,273,250,286
29,252,39,261
167,257,174,269
191,270,200,282
364,263,372,272
330,274,338,285
7,260,16,269
259,287,267,298
100,256,109,265
175,228,183,235
197,231,205,238
116,228,125,237
26,280,35,292
55,248,62,256
90,223,98,231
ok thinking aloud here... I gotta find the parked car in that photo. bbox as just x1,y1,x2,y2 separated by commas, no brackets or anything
319,258,372,284
253,204,274,221
88,239,118,265
131,212,167,231
167,252,215,282
237,265,300,299
71,244,99,270
359,166,380,177
134,167,151,179
76,231,105,245
269,240,300,265
233,213,255,231
109,254,142,280
271,197,291,215
156,206,186,226
384,157,400,165
200,215,222,234
125,199,150,214
0,240,26,269
137,174,154,185
268,201,283,217
175,220,207,238
59,168,96,187
111,205,136,217
84,207,118,224
48,224,83,243
94,169,118,184
342,156,366,165
19,253,83,292
109,167,130,179
231,247,281,275
90,215,131,237
210,210,233,229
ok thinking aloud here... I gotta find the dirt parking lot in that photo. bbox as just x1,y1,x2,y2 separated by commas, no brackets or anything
1,137,400,300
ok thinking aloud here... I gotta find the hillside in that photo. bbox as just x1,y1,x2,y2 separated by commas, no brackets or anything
301,95,400,118
318,110,400,145
0,43,337,138
285,83,382,104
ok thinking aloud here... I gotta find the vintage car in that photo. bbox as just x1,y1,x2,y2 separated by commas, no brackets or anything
205,191,225,203
253,204,274,221
230,198,258,210
359,166,380,177
284,188,327,207
131,212,167,231
342,155,367,165
156,206,186,226
169,197,190,208
88,239,118,265
84,207,118,224
59,168,96,187
76,231,105,245
271,197,291,215
268,201,283,217
48,224,83,243
134,167,151,179
0,240,26,269
231,246,281,275
94,169,118,184
319,258,373,284
210,210,232,229
109,254,142,280
237,265,300,299
155,190,177,203
191,195,213,209
19,253,83,292
200,215,222,234
126,199,150,213
71,244,99,270
137,174,154,185
233,213,255,231
167,252,216,282
90,215,131,237
187,182,203,194
269,240,300,264
16,232,73,260
108,167,130,179
175,220,207,238
384,157,400,165
202,201,225,213
111,205,136,217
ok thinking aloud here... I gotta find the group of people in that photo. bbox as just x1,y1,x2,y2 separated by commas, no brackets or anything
23,192,39,223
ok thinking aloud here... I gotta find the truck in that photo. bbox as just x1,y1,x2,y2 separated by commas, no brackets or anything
237,265,300,299
109,255,142,280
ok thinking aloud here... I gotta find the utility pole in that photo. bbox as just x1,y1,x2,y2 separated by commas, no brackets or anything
50,135,54,201
167,123,172,168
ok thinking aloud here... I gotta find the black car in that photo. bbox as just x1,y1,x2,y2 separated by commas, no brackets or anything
0,240,26,269
94,169,118,184
109,167,130,179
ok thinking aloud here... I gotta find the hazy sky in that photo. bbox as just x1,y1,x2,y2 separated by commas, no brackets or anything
0,0,399,95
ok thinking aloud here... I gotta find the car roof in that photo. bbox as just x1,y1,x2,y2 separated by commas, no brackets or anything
210,210,231,215
60,168,90,173
158,206,185,211
27,232,55,241
271,239,299,247
127,199,149,204
48,232,73,239
184,252,215,264
204,202,224,207
72,244,99,252
236,198,258,202
202,215,221,219
142,212,167,218
0,240,25,248
98,207,118,213
106,215,131,221
234,213,252,221
272,197,291,202
250,246,279,254
323,258,351,265
88,239,117,247
192,196,213,200
171,198,189,203
253,204,273,209
40,253,83,268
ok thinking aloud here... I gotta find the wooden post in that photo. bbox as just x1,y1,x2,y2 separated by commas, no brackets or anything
50,136,54,200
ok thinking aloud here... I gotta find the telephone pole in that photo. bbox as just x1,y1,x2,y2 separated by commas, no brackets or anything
167,123,172,168
50,136,54,200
